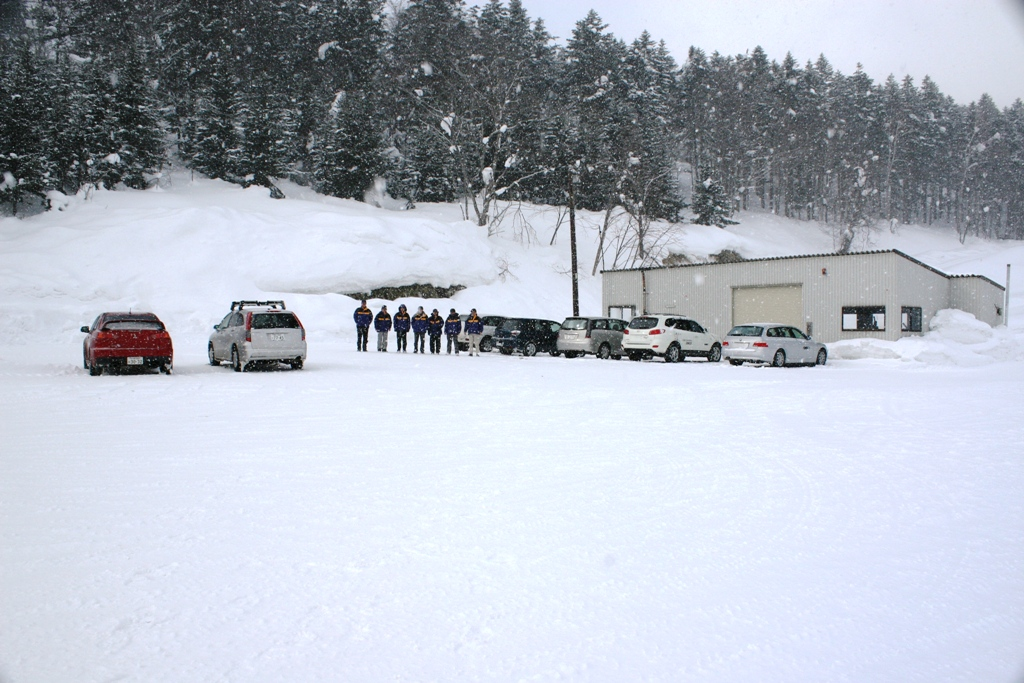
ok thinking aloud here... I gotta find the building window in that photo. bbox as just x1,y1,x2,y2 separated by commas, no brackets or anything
901,306,923,332
609,305,636,321
842,306,885,331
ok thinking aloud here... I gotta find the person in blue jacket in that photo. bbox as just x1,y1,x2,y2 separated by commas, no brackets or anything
427,309,444,354
465,308,484,356
393,304,411,352
374,305,392,352
411,306,429,353
444,308,462,355
353,299,372,352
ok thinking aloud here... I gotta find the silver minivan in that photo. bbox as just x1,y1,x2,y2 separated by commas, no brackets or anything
208,300,307,371
556,317,626,359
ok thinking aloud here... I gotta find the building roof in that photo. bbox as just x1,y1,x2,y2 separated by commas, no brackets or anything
601,249,1005,291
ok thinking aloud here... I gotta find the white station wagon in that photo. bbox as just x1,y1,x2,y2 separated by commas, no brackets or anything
722,323,827,367
621,314,722,363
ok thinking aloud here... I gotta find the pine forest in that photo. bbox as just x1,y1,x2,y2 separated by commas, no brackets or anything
2,0,1023,261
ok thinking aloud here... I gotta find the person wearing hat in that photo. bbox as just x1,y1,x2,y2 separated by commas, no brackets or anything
465,308,484,356
353,299,372,352
411,306,429,353
444,308,462,355
427,309,444,354
393,304,411,352
374,305,392,352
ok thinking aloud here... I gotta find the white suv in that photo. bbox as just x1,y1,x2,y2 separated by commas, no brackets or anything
208,300,306,371
621,314,722,363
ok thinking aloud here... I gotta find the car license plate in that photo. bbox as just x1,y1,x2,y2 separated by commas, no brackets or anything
127,356,143,365
269,333,285,342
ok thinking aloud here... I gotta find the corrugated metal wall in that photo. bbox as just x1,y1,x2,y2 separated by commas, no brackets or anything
602,252,1004,343
895,256,954,335
950,277,1006,327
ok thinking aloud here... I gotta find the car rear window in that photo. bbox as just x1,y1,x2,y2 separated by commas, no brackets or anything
628,317,659,330
561,318,589,330
252,313,299,329
483,316,503,326
499,319,524,332
728,325,764,337
103,320,164,331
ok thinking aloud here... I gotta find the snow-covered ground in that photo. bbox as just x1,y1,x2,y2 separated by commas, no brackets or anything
2,177,1024,682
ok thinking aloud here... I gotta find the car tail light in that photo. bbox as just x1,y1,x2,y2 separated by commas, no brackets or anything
753,342,768,347
511,330,520,336
245,312,252,342
623,329,629,335
649,329,662,335
722,341,730,346
295,315,305,341
585,328,591,338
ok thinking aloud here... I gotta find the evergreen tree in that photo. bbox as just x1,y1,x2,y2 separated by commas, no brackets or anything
313,92,388,199
0,40,49,213
691,174,737,227
186,66,242,181
110,44,166,189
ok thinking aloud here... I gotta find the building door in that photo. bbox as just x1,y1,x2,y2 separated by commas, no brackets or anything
732,285,803,328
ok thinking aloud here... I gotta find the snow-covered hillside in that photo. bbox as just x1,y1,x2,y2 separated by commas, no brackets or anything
2,173,1022,349
2,177,1024,683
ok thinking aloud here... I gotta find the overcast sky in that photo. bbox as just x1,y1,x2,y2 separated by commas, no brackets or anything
486,0,1024,108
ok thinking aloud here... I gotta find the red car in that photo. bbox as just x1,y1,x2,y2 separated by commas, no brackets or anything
81,312,174,375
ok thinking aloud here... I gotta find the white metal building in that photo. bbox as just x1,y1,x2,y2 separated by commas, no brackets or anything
601,250,1005,343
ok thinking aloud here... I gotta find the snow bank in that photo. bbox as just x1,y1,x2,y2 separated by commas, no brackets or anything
830,309,1024,366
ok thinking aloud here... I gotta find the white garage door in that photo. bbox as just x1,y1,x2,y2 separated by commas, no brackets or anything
732,285,803,328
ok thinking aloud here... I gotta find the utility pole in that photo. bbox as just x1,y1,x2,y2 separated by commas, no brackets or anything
568,166,579,316
1006,264,1011,327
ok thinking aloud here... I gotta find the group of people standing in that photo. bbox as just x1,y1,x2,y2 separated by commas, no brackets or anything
353,301,486,355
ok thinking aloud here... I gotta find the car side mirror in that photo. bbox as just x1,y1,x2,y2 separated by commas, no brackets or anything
80,326,90,333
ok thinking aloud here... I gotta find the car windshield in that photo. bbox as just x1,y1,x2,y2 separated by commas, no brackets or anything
728,325,764,337
561,318,589,330
103,320,164,331
628,317,659,330
252,313,299,329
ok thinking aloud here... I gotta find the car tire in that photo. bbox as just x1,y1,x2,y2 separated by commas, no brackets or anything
523,341,538,357
598,343,611,360
707,344,722,363
772,349,786,367
232,346,243,372
816,348,827,366
729,359,744,366
499,347,513,355
160,363,172,375
88,360,101,376
628,351,642,361
208,343,219,366
665,343,681,363
480,336,494,353
291,358,304,370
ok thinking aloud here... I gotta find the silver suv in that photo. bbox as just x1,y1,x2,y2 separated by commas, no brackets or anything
208,300,307,371
557,317,626,359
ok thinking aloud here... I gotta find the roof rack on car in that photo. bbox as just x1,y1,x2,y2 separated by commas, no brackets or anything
231,300,286,311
